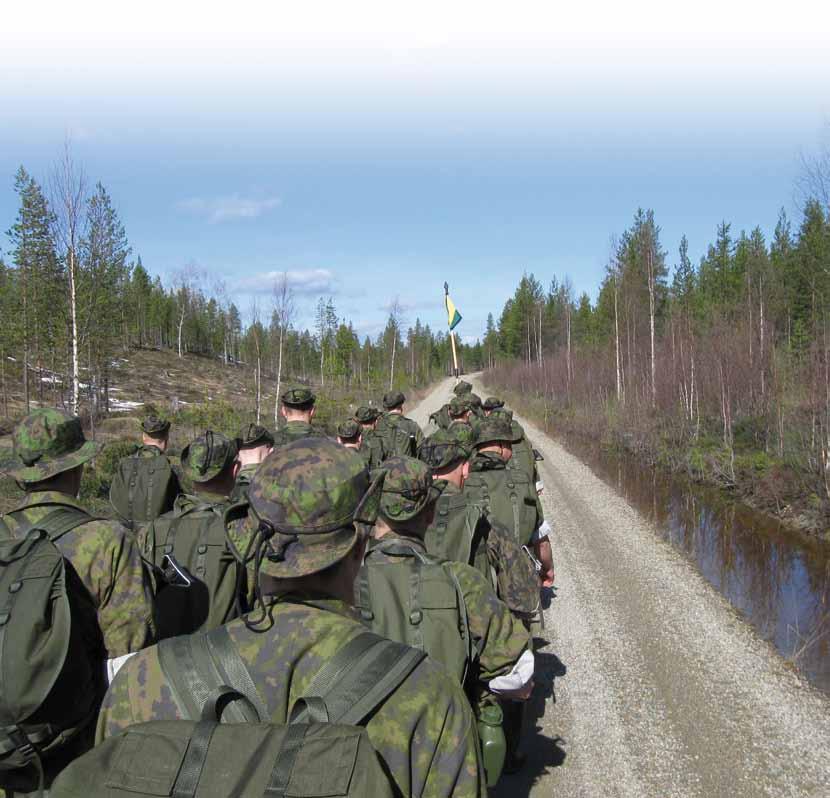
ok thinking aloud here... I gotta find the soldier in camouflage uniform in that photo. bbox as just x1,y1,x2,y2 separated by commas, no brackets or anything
376,391,424,456
272,386,326,446
139,431,247,638
0,408,155,659
230,423,274,502
354,405,386,467
483,397,554,588
419,427,539,620
97,438,486,798
356,455,533,703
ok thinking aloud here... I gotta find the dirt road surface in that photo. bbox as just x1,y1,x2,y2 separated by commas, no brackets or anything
410,376,830,798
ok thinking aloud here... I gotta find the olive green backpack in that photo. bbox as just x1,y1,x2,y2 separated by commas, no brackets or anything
50,626,425,798
143,500,244,640
355,540,476,686
463,467,538,546
0,508,105,795
374,415,417,459
110,448,181,527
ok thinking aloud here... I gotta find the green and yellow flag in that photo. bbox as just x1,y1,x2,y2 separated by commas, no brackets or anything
445,292,462,331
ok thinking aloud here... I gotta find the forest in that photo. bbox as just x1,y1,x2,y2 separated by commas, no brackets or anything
0,155,480,428
485,164,830,530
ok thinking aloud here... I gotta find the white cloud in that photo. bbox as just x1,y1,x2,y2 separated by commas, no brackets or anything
234,268,335,295
176,194,280,224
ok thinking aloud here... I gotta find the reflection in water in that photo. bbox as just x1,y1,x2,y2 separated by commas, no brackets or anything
559,431,830,694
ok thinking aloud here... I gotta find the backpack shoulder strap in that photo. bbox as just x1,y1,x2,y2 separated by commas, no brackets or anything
291,631,425,727
157,626,266,724
0,515,11,539
11,505,95,542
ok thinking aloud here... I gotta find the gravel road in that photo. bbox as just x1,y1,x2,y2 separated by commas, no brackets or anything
410,376,830,798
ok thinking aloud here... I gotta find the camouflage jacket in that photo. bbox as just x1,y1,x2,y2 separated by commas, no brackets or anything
359,535,530,685
97,594,486,798
272,420,326,447
425,481,539,617
0,491,155,657
229,462,259,503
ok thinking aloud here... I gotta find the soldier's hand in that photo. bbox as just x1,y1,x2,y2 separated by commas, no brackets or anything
540,567,554,588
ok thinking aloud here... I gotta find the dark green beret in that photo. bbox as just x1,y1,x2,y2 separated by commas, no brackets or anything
354,405,382,424
337,420,361,440
237,423,274,448
142,416,170,436
281,386,316,407
382,391,405,410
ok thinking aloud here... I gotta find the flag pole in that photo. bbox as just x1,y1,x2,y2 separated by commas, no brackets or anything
444,282,459,380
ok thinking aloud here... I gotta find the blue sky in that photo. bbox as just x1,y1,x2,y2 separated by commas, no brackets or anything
1,2,829,342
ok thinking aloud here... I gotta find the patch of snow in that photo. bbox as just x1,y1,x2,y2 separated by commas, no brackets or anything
6,356,16,362
109,399,145,412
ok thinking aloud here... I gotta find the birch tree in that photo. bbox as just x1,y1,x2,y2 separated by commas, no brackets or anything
272,272,295,424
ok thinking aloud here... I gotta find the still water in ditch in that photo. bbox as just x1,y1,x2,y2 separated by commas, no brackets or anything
557,432,830,694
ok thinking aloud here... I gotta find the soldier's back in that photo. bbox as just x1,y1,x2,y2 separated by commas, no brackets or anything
273,420,326,446
97,597,485,798
2,491,155,657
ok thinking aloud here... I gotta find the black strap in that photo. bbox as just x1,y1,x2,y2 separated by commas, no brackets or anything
171,721,217,798
263,724,308,798
290,632,426,726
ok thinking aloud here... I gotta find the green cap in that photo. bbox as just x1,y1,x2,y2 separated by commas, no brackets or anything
379,456,443,525
141,415,171,436
482,396,505,411
281,386,316,408
180,431,238,483
354,405,381,424
419,428,474,470
475,417,514,447
452,380,473,396
230,438,382,578
382,391,405,410
3,408,101,482
237,423,274,448
336,420,361,440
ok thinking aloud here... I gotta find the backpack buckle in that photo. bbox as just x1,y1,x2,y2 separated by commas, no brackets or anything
7,727,36,762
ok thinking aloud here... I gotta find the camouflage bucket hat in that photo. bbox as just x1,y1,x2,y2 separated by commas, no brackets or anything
142,415,171,436
378,456,443,524
476,417,514,447
4,408,101,482
281,386,316,408
448,396,473,417
237,423,274,448
181,431,238,483
354,405,381,424
230,438,383,578
482,396,505,411
336,420,361,440
382,390,405,410
419,429,473,470
452,380,473,396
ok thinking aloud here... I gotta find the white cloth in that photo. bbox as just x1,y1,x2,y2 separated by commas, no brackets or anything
488,650,535,694
106,652,137,684
531,520,552,543
536,480,544,495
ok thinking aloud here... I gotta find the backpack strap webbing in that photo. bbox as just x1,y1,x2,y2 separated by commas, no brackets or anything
0,516,11,539
291,631,425,726
9,505,94,542
157,625,267,724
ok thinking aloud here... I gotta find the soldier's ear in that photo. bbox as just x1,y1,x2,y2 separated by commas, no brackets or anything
309,407,316,421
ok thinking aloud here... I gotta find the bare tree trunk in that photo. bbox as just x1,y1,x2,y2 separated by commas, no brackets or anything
274,326,284,426
389,334,396,390
69,247,80,413
647,249,656,409
614,277,622,402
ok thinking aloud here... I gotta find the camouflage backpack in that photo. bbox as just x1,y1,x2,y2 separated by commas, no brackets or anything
0,507,105,794
51,625,424,798
109,446,181,527
141,498,245,640
355,539,476,687
374,415,418,459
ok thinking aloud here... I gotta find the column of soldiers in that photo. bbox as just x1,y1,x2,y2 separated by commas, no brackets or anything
0,380,552,797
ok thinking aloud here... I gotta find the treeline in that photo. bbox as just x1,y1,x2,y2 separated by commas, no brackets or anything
487,199,830,521
0,157,479,424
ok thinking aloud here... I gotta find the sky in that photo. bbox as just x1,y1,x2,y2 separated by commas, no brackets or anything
1,1,829,343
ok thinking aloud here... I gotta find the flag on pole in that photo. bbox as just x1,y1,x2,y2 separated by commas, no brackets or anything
445,292,462,331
